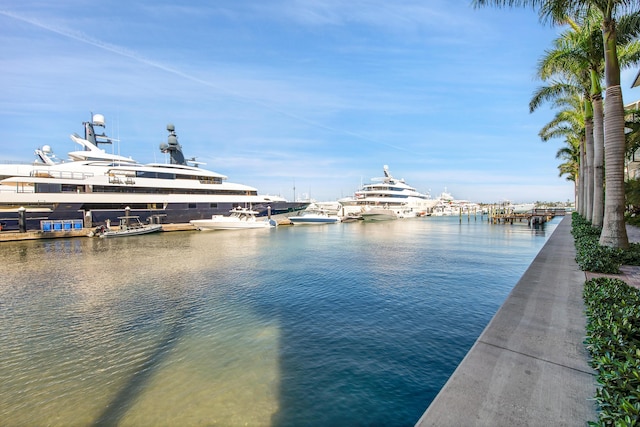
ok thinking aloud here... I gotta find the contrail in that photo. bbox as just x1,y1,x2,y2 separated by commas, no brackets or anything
0,9,415,154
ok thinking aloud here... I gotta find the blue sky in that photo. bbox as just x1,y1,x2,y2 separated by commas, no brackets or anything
1,1,639,203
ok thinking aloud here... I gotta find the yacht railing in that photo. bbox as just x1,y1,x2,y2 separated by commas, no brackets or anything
31,169,94,180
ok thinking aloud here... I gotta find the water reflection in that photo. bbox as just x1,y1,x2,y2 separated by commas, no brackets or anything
0,217,559,426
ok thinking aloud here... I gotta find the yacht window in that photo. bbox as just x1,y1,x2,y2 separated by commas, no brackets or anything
135,171,176,180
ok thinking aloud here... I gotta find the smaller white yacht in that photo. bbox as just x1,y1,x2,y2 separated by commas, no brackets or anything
288,203,341,225
190,207,277,230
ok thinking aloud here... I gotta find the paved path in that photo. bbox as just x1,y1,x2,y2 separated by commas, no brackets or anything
415,216,598,426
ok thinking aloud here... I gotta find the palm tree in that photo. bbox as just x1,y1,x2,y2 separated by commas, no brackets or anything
565,13,606,227
597,2,637,248
473,0,639,248
531,12,640,226
538,94,586,171
530,23,594,220
539,96,585,205
530,79,589,215
556,138,581,200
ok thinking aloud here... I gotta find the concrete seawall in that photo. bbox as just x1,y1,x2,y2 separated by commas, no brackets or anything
415,215,598,426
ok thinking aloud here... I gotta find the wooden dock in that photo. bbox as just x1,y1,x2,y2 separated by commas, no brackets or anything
490,208,566,225
0,223,197,242
0,216,294,242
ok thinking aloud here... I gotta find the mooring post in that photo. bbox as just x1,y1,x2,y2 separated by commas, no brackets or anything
18,206,26,233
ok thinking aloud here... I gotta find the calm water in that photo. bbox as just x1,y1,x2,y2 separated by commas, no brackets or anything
0,215,560,427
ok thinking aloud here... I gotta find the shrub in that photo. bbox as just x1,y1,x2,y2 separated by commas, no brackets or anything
572,213,623,273
584,278,640,426
620,243,640,267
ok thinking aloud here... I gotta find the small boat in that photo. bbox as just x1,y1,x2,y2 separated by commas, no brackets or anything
190,207,277,230
511,203,536,214
359,206,399,221
288,205,341,225
94,215,163,238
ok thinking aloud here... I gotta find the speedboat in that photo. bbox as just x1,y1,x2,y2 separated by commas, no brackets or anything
190,207,277,230
359,206,399,221
339,165,437,220
288,205,341,225
0,114,307,231
511,203,536,214
93,215,163,238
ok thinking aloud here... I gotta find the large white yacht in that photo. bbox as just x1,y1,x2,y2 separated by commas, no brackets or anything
0,114,307,231
338,165,438,220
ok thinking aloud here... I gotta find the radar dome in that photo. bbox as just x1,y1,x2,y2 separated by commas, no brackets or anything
167,123,175,132
92,114,105,126
42,145,52,153
159,143,169,151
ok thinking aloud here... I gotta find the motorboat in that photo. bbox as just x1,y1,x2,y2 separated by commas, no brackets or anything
511,203,536,214
93,215,163,238
0,114,308,231
288,204,341,225
359,206,399,221
338,166,438,220
190,207,277,230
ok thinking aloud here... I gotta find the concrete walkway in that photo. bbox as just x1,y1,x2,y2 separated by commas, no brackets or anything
415,215,598,426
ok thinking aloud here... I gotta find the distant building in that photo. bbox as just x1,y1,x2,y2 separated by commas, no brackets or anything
626,72,640,179
626,101,640,180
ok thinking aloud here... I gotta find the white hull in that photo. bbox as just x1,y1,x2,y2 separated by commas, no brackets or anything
360,208,398,221
190,208,277,230
289,215,340,225
99,224,163,238
190,218,276,230
288,203,341,225
512,203,536,214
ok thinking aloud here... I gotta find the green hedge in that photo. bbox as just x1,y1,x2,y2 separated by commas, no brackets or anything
571,213,640,273
584,277,640,426
573,214,640,424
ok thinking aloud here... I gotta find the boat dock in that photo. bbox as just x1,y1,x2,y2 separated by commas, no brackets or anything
490,207,566,225
0,223,197,242
0,214,299,242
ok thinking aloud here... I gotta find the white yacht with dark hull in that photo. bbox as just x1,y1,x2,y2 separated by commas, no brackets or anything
0,115,307,231
338,165,438,220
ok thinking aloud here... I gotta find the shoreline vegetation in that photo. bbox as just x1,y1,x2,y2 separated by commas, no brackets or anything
573,212,640,425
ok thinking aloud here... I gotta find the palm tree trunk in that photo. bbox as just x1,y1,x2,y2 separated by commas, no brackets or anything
579,140,585,216
592,93,605,227
585,117,594,222
599,16,629,248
